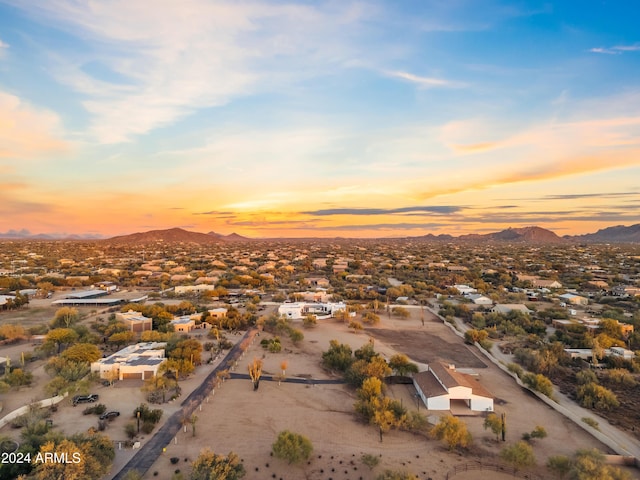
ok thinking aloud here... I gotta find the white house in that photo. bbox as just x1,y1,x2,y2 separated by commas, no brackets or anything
413,363,493,413
278,302,347,320
467,294,493,305
91,342,166,381
609,346,635,360
453,284,477,295
491,304,532,315
564,347,635,361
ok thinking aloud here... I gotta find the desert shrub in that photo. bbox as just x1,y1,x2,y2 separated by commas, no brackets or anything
522,373,554,397
361,453,380,470
141,421,155,434
272,430,313,465
576,369,598,385
581,417,600,430
5,368,33,387
507,363,523,378
261,337,282,353
576,382,619,411
606,368,637,387
83,404,107,415
133,403,163,424
124,422,137,439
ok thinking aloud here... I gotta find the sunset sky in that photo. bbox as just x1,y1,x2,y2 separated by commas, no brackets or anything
1,1,639,239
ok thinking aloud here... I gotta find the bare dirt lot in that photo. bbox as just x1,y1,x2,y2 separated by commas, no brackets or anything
1,304,638,479
135,310,632,480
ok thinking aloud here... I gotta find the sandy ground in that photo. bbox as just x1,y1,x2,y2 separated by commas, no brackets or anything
135,311,634,480
1,306,638,479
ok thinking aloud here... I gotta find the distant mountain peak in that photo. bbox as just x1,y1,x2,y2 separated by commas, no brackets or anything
457,226,564,243
106,227,222,245
569,223,640,243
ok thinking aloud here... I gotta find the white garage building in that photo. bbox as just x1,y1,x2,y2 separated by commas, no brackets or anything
413,363,494,413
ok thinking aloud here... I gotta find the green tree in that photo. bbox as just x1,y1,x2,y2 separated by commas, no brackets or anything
45,328,79,354
289,328,304,344
302,314,317,328
576,383,619,411
354,376,384,420
464,329,489,345
272,430,313,465
362,312,381,325
190,450,245,480
248,358,263,391
500,441,536,472
483,413,503,441
322,340,353,372
568,448,631,480
430,415,472,451
107,331,135,348
372,396,400,442
529,425,547,441
392,306,410,319
388,354,418,376
5,368,33,388
361,453,380,470
165,357,195,379
170,338,203,365
50,307,80,328
522,372,554,397
348,320,364,333
0,324,27,342
547,455,571,479
32,433,114,480
60,343,102,363
346,356,391,387
45,357,90,382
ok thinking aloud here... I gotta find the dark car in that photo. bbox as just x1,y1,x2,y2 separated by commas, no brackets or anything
99,411,120,420
72,394,99,406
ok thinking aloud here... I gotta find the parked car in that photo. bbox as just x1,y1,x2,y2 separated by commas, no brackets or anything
72,394,99,406
99,411,120,420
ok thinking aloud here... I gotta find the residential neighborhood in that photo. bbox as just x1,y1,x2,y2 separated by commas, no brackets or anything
0,234,639,479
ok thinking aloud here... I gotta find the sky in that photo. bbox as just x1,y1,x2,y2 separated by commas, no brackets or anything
1,0,640,239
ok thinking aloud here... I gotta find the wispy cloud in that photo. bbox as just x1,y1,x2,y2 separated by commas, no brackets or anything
0,38,8,57
542,192,639,200
589,44,640,55
384,70,464,89
0,91,68,159
589,47,619,55
613,44,640,52
451,142,499,153
11,0,376,143
302,206,463,216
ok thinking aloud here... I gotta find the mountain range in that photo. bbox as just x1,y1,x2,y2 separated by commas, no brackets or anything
1,224,639,243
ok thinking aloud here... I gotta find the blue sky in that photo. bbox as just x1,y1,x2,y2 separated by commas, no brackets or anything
1,0,639,238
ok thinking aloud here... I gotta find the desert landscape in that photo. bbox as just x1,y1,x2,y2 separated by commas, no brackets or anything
111,308,624,480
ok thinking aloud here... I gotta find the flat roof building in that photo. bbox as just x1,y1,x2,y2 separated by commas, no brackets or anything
91,342,166,381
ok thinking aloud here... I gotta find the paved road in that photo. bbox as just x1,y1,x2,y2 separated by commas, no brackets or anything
111,328,259,480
